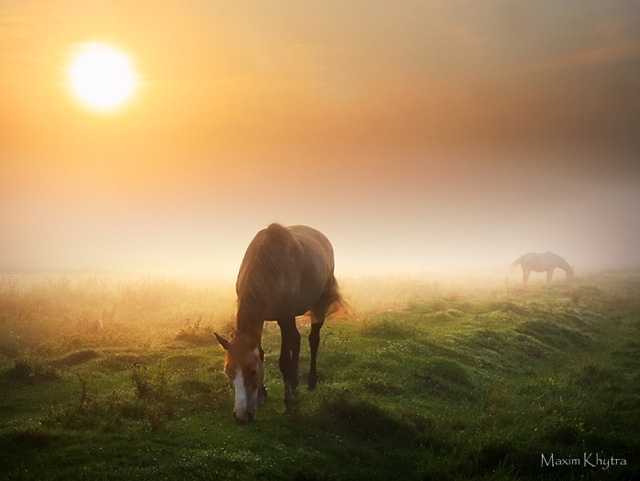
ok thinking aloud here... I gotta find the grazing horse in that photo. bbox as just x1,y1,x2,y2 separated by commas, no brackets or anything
510,252,575,285
215,224,341,422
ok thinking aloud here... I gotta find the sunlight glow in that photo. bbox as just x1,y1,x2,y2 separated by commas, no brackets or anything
68,43,138,111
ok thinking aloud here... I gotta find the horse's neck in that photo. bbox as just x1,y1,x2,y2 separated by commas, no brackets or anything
554,256,571,272
236,302,264,342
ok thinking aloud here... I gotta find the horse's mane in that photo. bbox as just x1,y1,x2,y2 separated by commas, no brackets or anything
553,253,574,273
236,224,298,331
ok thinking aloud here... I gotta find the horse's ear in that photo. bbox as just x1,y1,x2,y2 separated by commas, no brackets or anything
214,332,230,351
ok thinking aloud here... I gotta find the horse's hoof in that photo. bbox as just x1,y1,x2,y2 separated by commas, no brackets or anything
283,406,298,416
283,399,298,415
308,373,318,391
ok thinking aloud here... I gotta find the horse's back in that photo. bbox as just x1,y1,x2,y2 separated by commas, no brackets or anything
237,224,338,320
522,252,562,271
237,224,299,289
287,225,335,275
285,225,337,314
248,224,334,272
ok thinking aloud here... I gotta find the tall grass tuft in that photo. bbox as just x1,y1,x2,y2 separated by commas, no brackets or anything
175,315,216,345
130,360,173,401
130,362,153,399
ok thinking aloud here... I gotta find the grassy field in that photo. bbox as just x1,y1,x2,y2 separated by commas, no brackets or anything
0,270,639,480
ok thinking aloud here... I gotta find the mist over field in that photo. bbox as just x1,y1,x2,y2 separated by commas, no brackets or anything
2,148,639,280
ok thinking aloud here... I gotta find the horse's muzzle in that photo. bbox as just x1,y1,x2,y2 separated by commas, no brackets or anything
233,410,254,423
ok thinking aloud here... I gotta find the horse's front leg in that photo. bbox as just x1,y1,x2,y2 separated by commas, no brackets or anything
547,269,554,283
278,317,300,414
258,345,267,405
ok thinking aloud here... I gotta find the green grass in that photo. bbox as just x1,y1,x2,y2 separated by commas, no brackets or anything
1,271,639,479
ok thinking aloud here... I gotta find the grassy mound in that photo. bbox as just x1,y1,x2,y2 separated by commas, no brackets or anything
0,271,638,480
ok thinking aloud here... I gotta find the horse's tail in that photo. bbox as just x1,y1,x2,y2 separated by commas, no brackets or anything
317,273,352,319
324,274,345,314
332,297,354,319
510,255,524,272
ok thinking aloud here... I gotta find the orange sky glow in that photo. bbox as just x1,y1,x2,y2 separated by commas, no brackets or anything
1,1,639,279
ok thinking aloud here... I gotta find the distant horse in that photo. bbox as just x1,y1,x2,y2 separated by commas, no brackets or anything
215,224,341,422
510,252,575,285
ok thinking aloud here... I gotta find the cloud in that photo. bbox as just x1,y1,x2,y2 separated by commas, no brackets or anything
532,42,640,71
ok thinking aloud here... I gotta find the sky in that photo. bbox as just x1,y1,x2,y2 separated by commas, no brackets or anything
1,0,639,280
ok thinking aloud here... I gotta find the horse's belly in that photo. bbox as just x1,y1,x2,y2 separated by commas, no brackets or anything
263,291,321,320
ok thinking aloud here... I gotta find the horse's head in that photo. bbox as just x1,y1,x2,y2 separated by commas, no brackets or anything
567,266,576,280
214,331,264,423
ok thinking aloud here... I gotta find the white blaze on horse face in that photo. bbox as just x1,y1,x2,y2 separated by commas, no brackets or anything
233,367,248,420
229,348,262,422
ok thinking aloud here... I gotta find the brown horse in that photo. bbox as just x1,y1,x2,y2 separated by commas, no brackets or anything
215,224,342,422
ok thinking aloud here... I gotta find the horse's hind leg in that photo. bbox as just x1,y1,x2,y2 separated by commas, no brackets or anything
308,277,340,391
308,312,324,391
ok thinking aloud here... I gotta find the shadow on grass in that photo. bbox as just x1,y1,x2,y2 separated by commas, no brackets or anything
49,349,99,368
316,388,418,443
0,423,60,452
1,359,59,384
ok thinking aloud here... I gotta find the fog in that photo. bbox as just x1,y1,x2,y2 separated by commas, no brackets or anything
2,148,638,281
1,1,639,280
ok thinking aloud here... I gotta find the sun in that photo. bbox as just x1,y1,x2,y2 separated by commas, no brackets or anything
68,42,138,111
